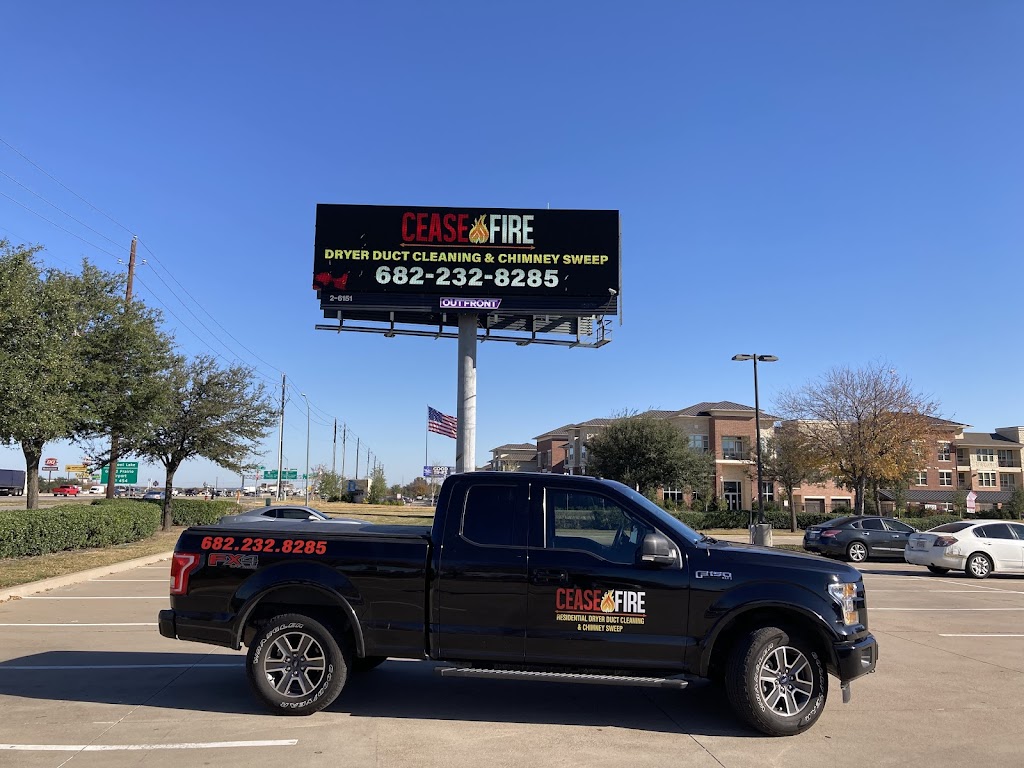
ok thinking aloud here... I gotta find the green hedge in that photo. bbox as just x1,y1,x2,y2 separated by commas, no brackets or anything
668,510,966,532
99,497,241,526
0,501,160,558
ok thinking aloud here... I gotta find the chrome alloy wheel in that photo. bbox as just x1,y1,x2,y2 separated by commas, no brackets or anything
848,542,868,562
262,631,327,697
759,645,814,717
969,554,991,578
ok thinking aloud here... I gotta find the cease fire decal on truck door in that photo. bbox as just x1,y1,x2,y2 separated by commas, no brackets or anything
555,588,647,633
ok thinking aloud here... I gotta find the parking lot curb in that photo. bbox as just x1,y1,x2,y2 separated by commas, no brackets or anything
0,551,173,603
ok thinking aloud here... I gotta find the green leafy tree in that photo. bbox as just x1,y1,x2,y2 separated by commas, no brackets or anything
951,488,968,516
1007,488,1024,521
0,243,168,508
586,412,697,497
682,447,716,512
759,423,825,531
318,470,344,502
133,355,277,529
777,363,939,515
403,477,430,498
367,466,387,504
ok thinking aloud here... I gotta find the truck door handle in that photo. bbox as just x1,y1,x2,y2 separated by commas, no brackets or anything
532,569,568,584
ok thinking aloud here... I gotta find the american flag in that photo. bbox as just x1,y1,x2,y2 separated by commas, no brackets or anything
428,406,458,439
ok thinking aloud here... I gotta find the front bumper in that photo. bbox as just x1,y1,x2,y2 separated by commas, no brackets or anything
833,634,878,682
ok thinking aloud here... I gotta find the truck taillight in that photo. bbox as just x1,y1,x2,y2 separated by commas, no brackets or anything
169,553,200,595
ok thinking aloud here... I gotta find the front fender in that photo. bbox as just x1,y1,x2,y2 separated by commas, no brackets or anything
698,581,842,677
231,560,365,656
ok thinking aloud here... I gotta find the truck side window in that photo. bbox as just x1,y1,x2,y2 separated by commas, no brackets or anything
547,490,647,565
461,484,518,547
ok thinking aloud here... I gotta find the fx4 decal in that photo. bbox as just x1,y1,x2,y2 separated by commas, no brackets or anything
208,553,259,569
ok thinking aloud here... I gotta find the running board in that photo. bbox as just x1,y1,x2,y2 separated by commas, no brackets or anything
435,667,689,690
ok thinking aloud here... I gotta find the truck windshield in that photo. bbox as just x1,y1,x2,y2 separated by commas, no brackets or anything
604,480,704,545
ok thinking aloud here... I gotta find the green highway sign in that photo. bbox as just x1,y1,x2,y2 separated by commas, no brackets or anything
283,470,298,480
100,462,139,484
263,470,278,480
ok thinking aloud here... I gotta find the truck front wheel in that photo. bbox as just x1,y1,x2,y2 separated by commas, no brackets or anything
725,626,828,736
246,613,349,715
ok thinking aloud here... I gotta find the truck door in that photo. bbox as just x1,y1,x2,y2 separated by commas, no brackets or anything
525,484,690,671
435,478,529,662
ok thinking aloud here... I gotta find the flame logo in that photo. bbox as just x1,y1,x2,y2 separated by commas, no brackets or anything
600,591,616,613
468,214,489,244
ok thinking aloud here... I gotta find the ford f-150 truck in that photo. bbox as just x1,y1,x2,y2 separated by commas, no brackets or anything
159,472,877,736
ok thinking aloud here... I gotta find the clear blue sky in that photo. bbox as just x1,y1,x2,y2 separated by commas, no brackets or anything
2,1,1022,487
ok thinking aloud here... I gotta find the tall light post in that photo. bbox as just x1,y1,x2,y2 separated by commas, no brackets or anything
731,354,778,534
300,393,310,505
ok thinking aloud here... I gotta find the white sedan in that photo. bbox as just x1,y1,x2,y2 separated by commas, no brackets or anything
905,520,1024,578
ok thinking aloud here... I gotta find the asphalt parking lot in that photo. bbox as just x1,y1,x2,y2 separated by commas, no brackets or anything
1,560,1023,768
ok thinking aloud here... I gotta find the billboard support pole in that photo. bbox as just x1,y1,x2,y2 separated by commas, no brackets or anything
455,314,477,474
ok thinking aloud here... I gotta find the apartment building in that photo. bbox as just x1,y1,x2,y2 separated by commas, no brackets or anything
489,406,1024,515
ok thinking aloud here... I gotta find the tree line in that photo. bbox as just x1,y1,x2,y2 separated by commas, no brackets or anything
0,240,276,528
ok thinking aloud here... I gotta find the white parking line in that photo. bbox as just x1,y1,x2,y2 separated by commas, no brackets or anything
0,663,242,670
939,634,1024,637
0,623,157,627
22,596,166,600
0,740,297,751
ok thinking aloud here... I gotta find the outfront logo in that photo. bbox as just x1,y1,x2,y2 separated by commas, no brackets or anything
401,211,535,246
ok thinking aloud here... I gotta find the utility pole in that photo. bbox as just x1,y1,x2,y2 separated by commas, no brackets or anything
106,236,137,500
332,418,337,474
355,436,360,480
341,424,347,479
276,373,286,500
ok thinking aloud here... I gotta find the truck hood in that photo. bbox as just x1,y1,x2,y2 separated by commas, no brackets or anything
701,539,862,582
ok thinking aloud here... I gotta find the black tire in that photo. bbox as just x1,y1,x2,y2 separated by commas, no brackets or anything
352,655,387,674
246,613,349,715
725,626,828,737
966,552,993,580
927,565,950,575
846,541,869,563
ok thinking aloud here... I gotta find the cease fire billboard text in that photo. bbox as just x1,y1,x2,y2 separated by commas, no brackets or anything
313,205,620,316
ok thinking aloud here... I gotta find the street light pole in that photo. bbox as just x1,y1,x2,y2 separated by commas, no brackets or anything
731,354,778,535
301,393,310,505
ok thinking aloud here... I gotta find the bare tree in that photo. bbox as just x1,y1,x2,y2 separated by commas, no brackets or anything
759,423,825,531
776,363,939,515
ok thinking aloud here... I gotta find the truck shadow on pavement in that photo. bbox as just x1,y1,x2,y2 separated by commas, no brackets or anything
0,651,755,737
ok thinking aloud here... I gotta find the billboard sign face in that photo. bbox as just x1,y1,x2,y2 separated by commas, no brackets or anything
314,205,619,317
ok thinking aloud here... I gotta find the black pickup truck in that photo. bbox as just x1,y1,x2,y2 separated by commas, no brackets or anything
160,472,877,736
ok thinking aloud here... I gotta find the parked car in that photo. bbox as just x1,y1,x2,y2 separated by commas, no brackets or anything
905,520,1024,578
216,506,366,525
803,516,917,562
142,490,165,501
52,485,81,497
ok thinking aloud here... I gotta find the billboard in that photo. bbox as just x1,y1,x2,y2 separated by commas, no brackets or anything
313,205,620,319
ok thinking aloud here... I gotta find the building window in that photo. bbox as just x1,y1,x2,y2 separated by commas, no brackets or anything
958,472,969,489
1000,474,1016,490
663,487,683,504
688,434,709,452
939,471,952,487
915,471,927,486
761,482,774,504
978,472,996,487
722,437,744,460
977,449,995,463
998,450,1016,468
957,448,967,463
941,502,953,512
938,443,951,462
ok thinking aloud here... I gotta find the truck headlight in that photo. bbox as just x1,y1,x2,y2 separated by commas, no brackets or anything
828,582,859,625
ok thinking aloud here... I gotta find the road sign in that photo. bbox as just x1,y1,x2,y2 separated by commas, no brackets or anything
65,464,87,473
283,470,298,480
74,472,91,480
423,465,455,478
966,490,977,513
43,457,58,469
100,462,139,484
263,470,278,480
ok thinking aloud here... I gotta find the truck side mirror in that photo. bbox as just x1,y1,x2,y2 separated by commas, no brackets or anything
641,532,678,566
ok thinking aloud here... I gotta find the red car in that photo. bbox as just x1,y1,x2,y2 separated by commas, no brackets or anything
52,485,80,496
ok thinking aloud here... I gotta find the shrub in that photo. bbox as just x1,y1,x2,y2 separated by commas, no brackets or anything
0,501,160,558
115,497,241,526
901,515,962,531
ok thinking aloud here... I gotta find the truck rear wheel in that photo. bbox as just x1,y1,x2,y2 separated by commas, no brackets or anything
246,613,349,715
725,626,828,736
